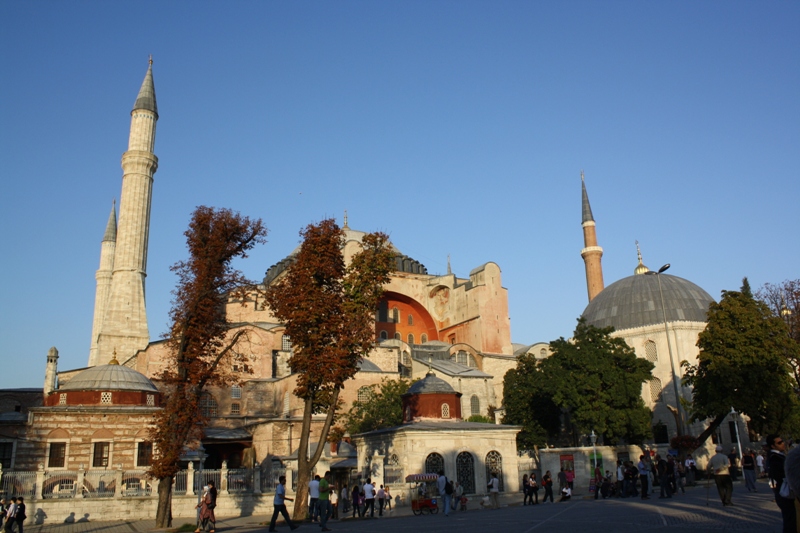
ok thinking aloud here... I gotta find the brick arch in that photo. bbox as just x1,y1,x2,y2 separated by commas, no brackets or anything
375,292,438,343
91,429,114,439
48,428,70,439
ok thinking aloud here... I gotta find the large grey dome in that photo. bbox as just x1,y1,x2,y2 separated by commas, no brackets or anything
582,274,714,332
60,364,158,392
404,372,456,395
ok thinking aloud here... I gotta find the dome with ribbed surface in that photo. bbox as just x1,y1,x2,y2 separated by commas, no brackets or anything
60,364,158,392
582,274,714,332
404,371,455,395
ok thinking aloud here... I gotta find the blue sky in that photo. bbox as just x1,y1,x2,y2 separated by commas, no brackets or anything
1,2,798,388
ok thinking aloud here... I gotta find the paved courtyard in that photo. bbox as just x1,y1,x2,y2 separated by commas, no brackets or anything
24,479,783,533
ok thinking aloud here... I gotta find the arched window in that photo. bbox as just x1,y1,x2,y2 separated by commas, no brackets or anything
644,340,658,362
357,386,374,403
456,452,476,494
540,348,547,357
470,395,480,416
408,333,415,344
485,451,504,491
425,452,444,475
441,403,450,418
394,332,401,340
392,307,399,323
456,351,468,365
379,331,388,340
649,377,663,403
385,453,403,485
421,334,428,344
200,394,218,418
408,314,414,325
281,335,292,351
468,355,478,368
402,351,411,366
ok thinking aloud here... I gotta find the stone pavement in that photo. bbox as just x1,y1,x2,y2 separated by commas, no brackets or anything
23,478,784,533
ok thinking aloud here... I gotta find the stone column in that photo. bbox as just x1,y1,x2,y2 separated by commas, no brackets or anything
35,464,45,500
187,462,195,497
371,451,385,486
114,466,124,498
285,468,294,493
76,465,86,499
221,460,229,495
253,463,261,495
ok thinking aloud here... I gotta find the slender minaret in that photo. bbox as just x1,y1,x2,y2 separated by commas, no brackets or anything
88,202,117,366
44,347,59,396
580,171,604,301
95,59,158,364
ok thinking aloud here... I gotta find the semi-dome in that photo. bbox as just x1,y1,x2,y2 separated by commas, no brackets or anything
582,273,714,332
60,363,158,393
404,371,456,395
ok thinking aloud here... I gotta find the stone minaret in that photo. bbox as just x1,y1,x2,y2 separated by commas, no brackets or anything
580,171,604,302
88,202,117,366
44,347,59,396
95,59,158,364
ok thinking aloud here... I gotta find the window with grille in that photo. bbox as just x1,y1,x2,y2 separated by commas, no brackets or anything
644,340,658,362
421,334,428,343
146,394,155,406
93,442,110,467
231,402,241,415
441,403,450,418
59,393,67,405
456,351,467,365
282,335,292,351
649,377,663,403
408,333,414,344
137,442,153,467
200,395,218,417
357,386,373,403
468,355,478,368
394,332,401,340
0,442,12,469
402,351,411,365
232,386,242,399
392,307,399,323
470,395,480,416
380,331,388,340
408,315,414,325
540,348,547,357
48,442,66,468
485,451,504,491
425,452,444,475
101,392,112,404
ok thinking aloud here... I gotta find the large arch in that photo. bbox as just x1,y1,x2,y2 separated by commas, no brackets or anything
375,292,438,343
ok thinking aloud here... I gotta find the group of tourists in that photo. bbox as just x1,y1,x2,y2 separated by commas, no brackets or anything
345,478,392,519
0,497,26,533
521,471,555,504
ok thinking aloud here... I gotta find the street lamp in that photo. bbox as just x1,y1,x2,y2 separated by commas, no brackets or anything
646,264,685,436
590,430,598,470
730,407,743,467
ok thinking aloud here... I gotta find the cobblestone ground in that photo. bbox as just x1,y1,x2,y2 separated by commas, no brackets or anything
24,479,783,533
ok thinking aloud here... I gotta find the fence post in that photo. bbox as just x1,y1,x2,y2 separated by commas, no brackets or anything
285,468,294,493
187,462,195,497
76,465,85,498
221,461,229,495
253,463,261,495
35,463,45,500
114,466,124,499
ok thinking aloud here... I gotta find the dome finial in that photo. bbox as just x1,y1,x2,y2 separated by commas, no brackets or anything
343,209,349,229
634,240,650,275
109,349,120,365
149,55,153,66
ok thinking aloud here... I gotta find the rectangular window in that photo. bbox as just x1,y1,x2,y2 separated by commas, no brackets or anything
231,402,241,415
93,442,110,468
0,442,14,469
48,442,66,468
137,442,153,467
231,386,242,399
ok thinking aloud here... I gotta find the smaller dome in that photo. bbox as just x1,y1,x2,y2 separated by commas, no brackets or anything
404,371,456,395
60,364,158,393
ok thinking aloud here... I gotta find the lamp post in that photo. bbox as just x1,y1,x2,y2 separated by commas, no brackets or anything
730,407,743,466
646,264,685,436
590,430,598,470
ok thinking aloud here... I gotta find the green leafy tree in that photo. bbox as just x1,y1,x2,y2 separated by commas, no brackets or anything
150,207,267,527
683,278,800,443
343,378,414,434
264,218,394,520
504,319,654,449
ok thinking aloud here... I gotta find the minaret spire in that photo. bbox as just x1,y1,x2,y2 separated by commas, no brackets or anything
95,60,159,365
89,201,118,366
580,171,605,302
634,240,650,275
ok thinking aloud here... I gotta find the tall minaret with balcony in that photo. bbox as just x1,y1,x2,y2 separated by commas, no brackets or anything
95,59,159,365
580,171,604,302
88,202,117,366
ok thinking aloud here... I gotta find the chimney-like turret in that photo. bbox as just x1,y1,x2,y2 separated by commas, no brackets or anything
44,346,59,396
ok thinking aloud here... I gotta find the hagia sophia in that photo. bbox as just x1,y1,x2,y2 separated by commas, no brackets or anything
0,61,750,519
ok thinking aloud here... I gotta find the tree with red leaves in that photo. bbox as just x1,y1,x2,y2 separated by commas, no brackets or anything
265,218,394,520
149,206,267,528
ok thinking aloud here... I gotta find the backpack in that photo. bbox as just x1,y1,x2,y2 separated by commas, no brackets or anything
445,479,454,495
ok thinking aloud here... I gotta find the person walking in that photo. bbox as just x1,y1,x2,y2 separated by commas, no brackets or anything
565,468,575,490
709,445,733,506
756,451,766,478
522,474,530,505
542,471,554,503
593,466,603,500
453,481,463,512
654,454,668,498
309,475,320,522
637,455,650,500
195,485,215,533
728,447,739,482
767,434,796,533
557,469,567,493
615,461,625,497
317,471,332,532
488,471,500,509
376,485,386,517
685,454,697,486
350,485,362,518
363,479,375,518
3,499,16,533
12,498,24,533
742,449,757,492
340,485,349,516
529,473,539,504
385,486,392,511
437,470,451,517
268,475,298,532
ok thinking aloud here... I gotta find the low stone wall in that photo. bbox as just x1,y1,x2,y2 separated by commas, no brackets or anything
25,493,292,526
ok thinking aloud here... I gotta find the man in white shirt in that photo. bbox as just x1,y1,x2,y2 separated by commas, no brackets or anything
756,452,765,477
308,475,321,522
487,472,500,509
436,470,451,516
363,479,375,518
684,454,697,486
709,445,733,506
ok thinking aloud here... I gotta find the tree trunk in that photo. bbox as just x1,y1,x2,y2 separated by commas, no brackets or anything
155,475,175,528
695,413,727,446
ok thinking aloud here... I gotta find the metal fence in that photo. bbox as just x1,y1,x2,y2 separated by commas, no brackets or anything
1,470,37,498
41,472,79,499
194,469,222,493
262,463,285,492
226,469,253,493
83,470,116,498
122,471,153,497
174,470,188,495
384,466,404,486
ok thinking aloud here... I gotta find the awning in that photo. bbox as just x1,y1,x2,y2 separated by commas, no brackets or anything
203,427,253,442
405,473,438,482
331,458,358,469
